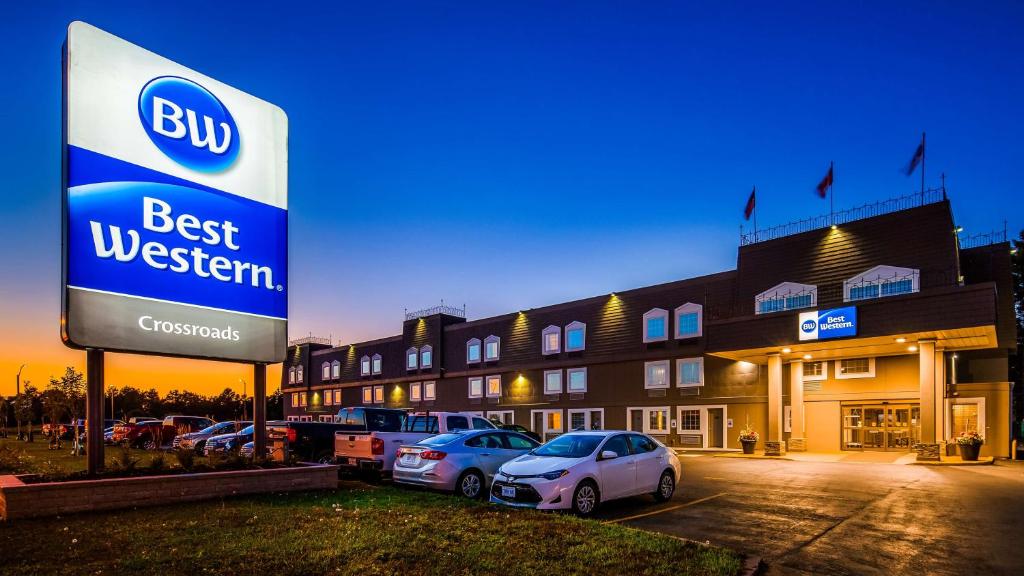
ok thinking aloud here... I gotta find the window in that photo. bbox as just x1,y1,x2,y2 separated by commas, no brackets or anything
644,360,670,389
291,392,299,407
755,282,817,314
643,308,669,342
544,370,563,394
505,434,536,449
531,409,563,441
420,345,433,369
373,385,384,404
565,321,586,351
360,355,370,376
331,360,340,380
371,354,382,375
679,409,701,432
487,410,514,425
299,392,307,407
844,265,920,302
542,325,561,355
447,415,470,431
837,358,875,379
319,415,334,423
677,357,704,387
333,389,342,405
424,381,436,400
784,406,792,433
321,362,330,380
410,382,422,402
362,387,372,404
648,409,668,433
950,398,985,438
296,365,303,383
484,335,500,361
602,434,631,457
468,377,483,398
567,367,588,393
287,415,299,422
803,361,827,381
407,347,418,370
472,417,493,430
568,408,603,431
324,390,333,406
675,303,703,339
288,367,296,384
628,434,657,453
486,375,502,398
467,338,481,363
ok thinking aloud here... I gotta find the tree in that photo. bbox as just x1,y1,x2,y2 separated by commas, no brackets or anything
13,382,37,442
48,367,86,455
0,396,8,437
267,389,284,420
1011,230,1023,437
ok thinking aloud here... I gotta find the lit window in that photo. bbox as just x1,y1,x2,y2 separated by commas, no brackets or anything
288,367,295,384
837,358,875,379
324,390,333,406
755,282,816,314
541,325,561,355
333,389,342,404
675,303,702,339
371,354,382,375
567,367,587,393
544,370,562,394
331,360,340,380
546,411,562,432
679,409,701,432
321,362,330,381
424,381,436,400
291,392,299,407
645,360,670,389
420,345,433,369
360,356,370,376
803,361,826,381
373,385,384,404
467,338,481,363
296,365,303,383
484,335,500,361
844,265,920,302
299,392,307,407
468,377,483,398
648,409,669,434
406,347,418,370
486,375,501,397
362,387,372,404
677,357,704,387
410,382,422,402
565,321,586,351
643,309,668,342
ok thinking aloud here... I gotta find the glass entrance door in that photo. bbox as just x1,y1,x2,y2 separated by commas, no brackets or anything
842,404,920,451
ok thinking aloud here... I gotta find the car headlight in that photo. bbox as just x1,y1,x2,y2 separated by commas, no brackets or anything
540,470,569,481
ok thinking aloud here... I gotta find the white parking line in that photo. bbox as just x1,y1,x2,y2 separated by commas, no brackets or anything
603,492,729,524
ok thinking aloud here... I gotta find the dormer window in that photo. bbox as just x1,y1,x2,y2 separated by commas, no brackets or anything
288,367,296,384
675,303,702,339
406,347,419,370
484,335,500,361
360,355,370,376
296,365,303,383
331,360,340,380
321,361,330,380
467,338,481,363
755,282,817,314
420,345,433,369
371,354,382,375
643,308,669,342
565,321,586,352
542,325,561,355
844,265,920,302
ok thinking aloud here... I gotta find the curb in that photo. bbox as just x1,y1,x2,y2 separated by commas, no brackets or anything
739,555,764,576
909,457,994,466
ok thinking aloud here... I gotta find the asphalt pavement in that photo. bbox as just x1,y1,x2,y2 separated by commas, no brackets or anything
594,454,1024,575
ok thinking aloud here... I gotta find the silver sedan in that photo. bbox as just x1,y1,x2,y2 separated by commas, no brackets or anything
393,429,540,498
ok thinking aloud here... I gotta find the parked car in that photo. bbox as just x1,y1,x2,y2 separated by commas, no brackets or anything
203,421,286,456
239,441,272,459
110,417,160,443
173,421,251,453
267,420,357,463
490,431,681,517
115,415,214,449
498,424,541,443
393,429,540,498
334,409,496,474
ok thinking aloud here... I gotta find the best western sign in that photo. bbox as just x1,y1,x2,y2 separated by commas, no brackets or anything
62,22,288,363
798,307,857,341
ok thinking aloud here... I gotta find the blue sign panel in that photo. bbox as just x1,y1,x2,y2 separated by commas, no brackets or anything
798,307,857,341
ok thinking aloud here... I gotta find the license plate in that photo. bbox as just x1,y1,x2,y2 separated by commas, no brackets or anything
401,454,417,464
347,458,357,466
501,486,516,498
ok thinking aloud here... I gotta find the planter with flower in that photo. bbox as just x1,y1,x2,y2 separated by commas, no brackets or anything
738,427,759,454
955,431,983,461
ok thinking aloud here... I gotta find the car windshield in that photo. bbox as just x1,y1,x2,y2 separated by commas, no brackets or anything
237,425,254,435
532,434,602,458
198,422,230,435
419,433,464,447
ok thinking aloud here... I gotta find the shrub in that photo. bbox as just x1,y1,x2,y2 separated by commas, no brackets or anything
110,445,138,473
149,452,166,471
173,448,196,472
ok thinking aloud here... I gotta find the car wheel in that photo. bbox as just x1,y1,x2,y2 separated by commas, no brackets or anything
572,480,600,516
653,471,675,502
456,470,484,499
142,437,157,451
316,451,333,465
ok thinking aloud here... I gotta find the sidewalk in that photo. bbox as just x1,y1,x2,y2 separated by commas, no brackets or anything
680,449,995,465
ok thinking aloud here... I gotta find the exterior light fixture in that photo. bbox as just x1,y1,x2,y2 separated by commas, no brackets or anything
782,348,792,354
955,226,963,233
895,337,906,343
831,224,837,230
802,354,812,360
1012,248,1019,255
908,345,918,352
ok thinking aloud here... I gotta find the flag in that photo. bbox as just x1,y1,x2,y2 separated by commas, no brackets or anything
816,164,833,198
904,135,925,176
744,187,756,220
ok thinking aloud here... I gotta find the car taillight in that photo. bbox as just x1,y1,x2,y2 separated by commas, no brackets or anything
395,448,403,458
287,429,297,443
371,437,384,455
420,450,447,460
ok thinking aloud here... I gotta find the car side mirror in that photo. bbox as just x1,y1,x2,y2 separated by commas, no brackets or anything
599,450,618,460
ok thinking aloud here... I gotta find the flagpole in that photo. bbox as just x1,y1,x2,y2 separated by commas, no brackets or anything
753,185,757,241
920,132,926,202
830,160,834,226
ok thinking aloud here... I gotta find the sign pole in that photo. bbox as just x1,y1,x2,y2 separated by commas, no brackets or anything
253,363,267,459
86,348,105,475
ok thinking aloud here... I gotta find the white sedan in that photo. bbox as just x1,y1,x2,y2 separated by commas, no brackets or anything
489,430,681,516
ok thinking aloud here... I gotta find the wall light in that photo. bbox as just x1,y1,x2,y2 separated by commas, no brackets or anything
830,224,838,230
782,348,792,354
908,345,918,352
802,354,812,360
895,337,906,344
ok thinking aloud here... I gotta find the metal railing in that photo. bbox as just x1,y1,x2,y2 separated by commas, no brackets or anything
740,188,946,245
405,301,467,321
288,335,333,347
959,227,1008,249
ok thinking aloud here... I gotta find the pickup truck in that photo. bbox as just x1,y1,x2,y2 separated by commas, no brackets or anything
114,415,214,449
334,409,496,474
267,421,359,463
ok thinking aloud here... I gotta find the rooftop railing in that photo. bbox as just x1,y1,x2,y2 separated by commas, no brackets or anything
288,335,333,347
405,302,467,321
959,227,1008,249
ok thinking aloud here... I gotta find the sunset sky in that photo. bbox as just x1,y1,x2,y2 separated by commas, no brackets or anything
1,1,1022,396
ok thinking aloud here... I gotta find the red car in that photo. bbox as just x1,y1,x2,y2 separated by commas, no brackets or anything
114,416,214,449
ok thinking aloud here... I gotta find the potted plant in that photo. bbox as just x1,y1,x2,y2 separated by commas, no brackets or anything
738,426,759,454
955,431,983,461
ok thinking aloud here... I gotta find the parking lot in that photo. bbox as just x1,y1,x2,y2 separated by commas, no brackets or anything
595,455,1024,576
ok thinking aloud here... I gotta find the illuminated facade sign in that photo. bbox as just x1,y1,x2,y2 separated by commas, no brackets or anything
62,22,288,363
798,306,857,341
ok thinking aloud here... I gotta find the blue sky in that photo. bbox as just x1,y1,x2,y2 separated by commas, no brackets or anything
0,1,1021,392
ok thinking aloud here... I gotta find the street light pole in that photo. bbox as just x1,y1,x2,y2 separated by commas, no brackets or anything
240,378,248,421
15,364,25,440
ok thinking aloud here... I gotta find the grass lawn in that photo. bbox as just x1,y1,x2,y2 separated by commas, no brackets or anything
0,433,178,476
0,482,743,576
